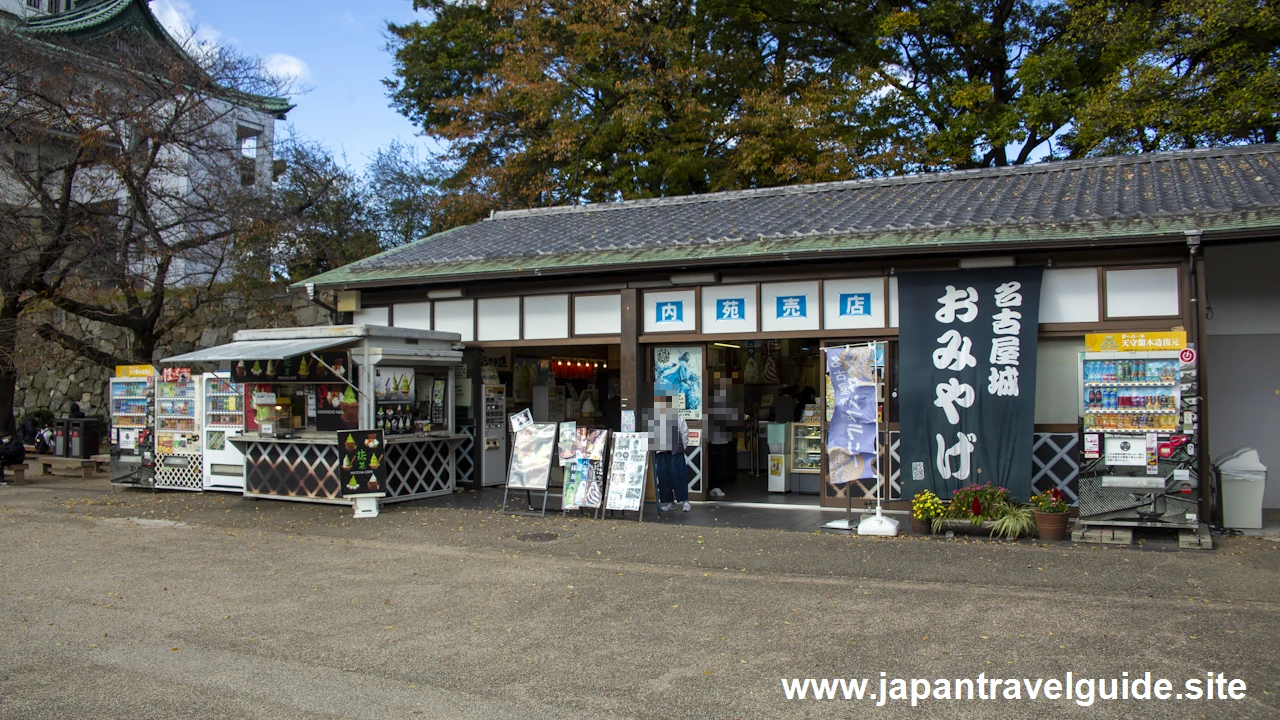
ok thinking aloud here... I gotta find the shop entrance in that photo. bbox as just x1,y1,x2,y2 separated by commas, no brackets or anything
702,339,825,506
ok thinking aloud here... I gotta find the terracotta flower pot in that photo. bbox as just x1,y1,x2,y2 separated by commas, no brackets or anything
910,518,931,535
1034,510,1070,542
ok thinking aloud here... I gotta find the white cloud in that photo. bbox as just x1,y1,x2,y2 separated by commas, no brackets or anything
149,0,221,54
263,53,310,82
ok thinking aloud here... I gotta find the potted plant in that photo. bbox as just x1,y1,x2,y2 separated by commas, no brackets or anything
1029,487,1070,541
910,490,944,535
934,483,1010,534
989,502,1036,540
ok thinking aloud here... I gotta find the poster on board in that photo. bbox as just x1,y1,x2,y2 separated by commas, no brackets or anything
605,432,650,512
654,346,702,419
507,423,556,490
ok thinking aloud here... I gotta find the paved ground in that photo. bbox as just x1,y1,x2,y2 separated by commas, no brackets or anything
1,478,1278,719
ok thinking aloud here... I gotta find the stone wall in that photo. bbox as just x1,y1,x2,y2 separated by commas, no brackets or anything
15,290,329,424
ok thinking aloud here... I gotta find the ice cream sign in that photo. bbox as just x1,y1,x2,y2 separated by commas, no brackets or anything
232,351,350,384
338,429,388,496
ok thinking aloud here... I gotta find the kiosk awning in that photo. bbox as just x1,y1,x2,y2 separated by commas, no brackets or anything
161,337,351,364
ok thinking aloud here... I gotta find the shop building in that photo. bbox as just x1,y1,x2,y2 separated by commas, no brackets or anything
298,145,1280,514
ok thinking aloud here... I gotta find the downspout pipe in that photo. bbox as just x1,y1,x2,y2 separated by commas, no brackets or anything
1185,230,1211,522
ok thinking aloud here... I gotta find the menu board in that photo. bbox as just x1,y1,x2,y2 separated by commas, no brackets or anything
507,423,556,490
233,351,351,384
605,432,650,512
338,430,387,496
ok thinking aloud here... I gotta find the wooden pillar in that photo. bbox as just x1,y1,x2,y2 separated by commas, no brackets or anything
620,289,641,418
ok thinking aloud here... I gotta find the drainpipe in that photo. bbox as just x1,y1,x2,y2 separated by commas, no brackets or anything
1184,230,1211,522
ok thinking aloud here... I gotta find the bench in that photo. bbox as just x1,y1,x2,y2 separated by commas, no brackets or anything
28,455,96,480
90,453,111,474
3,465,25,483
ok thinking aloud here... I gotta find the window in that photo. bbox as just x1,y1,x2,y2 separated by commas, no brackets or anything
26,0,41,9
13,151,34,173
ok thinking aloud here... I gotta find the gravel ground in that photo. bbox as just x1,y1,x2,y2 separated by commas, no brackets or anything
1,478,1277,719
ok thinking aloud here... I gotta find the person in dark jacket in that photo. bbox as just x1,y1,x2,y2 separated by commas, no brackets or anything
0,432,25,485
68,403,86,419
19,417,39,445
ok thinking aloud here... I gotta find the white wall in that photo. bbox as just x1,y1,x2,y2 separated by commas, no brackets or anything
1204,241,1280,507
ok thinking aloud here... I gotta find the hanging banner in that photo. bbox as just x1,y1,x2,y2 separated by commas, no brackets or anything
233,351,350,384
825,345,879,487
898,268,1043,501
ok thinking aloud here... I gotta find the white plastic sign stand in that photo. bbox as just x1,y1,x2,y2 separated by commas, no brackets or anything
349,493,385,518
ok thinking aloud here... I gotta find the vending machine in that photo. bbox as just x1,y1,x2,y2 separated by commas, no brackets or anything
1076,343,1200,530
108,367,155,485
154,367,203,491
481,384,507,486
202,371,245,492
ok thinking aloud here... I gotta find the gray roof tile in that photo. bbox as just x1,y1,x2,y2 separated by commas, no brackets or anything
311,145,1280,286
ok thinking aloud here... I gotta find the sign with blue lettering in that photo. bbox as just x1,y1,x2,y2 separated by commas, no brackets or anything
716,298,746,321
839,293,872,317
776,295,807,319
655,301,683,324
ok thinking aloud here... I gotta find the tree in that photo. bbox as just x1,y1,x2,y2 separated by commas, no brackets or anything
384,0,863,208
365,140,472,248
1065,0,1280,155
0,14,291,431
253,140,380,282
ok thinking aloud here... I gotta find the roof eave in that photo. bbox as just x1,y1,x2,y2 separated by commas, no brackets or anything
299,211,1280,291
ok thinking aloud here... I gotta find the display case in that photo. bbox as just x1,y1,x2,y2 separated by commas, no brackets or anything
790,422,822,473
109,377,151,430
202,372,245,492
1080,352,1182,433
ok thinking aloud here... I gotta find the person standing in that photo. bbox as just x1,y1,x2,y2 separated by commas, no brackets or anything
706,377,737,499
68,403,86,419
650,395,690,512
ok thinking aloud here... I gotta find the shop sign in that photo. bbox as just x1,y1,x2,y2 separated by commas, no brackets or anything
232,351,351,384
338,430,387,496
510,408,534,432
161,367,192,382
115,364,155,378
715,298,746,321
897,268,1044,501
1084,331,1186,353
1104,436,1146,466
655,300,684,324
838,293,872,317
775,295,807,319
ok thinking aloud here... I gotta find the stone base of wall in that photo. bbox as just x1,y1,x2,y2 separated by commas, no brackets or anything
16,288,329,423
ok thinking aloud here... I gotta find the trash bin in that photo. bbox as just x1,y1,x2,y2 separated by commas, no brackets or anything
68,419,100,459
53,418,70,457
1215,447,1267,530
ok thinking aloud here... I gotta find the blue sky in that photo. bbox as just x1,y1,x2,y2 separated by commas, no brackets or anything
149,0,439,170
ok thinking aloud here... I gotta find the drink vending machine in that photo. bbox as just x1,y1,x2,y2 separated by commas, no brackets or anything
481,384,508,486
154,367,203,491
1075,346,1200,530
108,367,155,486
202,371,245,492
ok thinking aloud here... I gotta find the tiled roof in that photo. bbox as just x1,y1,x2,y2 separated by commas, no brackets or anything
18,0,292,117
302,144,1280,289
